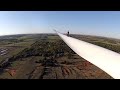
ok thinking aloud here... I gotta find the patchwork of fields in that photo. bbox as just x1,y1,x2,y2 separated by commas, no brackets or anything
0,34,119,79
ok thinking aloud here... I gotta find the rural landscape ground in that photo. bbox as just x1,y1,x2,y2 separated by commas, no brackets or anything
0,33,119,79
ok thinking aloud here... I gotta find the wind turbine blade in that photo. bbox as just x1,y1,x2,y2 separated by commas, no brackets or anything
55,31,120,79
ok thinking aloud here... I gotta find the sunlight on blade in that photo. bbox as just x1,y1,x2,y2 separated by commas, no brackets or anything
55,30,120,79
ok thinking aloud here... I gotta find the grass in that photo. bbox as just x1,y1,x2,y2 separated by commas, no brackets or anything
11,61,20,67
48,36,60,40
4,41,34,47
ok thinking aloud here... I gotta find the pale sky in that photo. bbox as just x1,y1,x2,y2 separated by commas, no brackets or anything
0,11,120,39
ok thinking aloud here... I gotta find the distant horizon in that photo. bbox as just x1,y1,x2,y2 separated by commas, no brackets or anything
0,11,120,39
0,32,119,40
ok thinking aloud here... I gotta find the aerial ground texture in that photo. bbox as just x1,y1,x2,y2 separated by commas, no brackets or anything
0,34,118,79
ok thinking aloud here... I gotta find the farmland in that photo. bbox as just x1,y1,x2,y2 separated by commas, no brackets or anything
0,33,119,79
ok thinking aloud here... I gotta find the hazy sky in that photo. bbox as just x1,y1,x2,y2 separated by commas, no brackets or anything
0,11,120,39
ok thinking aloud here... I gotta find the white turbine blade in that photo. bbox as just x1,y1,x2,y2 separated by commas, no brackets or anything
55,31,120,79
